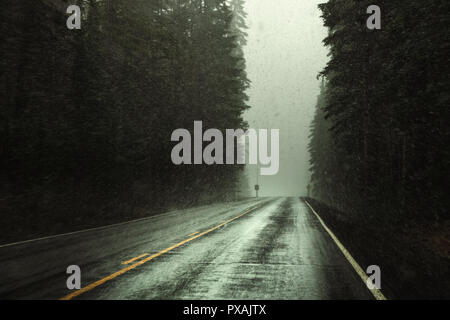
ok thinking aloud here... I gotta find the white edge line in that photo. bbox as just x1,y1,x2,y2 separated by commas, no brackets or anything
0,198,265,249
304,200,387,301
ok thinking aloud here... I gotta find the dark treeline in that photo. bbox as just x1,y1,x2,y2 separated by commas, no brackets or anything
0,0,250,242
309,0,449,224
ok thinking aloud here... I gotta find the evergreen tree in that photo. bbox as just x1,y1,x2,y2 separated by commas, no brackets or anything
0,0,251,242
309,0,450,223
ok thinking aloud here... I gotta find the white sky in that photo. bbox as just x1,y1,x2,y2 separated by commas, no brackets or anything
243,0,329,196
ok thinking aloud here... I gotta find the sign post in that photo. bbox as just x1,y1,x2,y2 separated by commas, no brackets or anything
254,184,259,198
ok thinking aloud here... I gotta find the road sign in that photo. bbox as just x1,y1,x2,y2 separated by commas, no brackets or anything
254,184,259,191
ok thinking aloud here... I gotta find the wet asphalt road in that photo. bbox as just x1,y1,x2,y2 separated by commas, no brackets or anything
0,197,373,300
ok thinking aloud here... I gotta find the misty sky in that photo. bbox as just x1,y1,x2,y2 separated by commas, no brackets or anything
243,0,329,197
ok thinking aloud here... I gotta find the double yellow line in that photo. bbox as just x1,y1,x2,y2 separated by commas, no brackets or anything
60,203,263,300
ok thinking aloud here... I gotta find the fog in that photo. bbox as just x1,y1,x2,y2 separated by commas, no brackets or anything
243,0,329,197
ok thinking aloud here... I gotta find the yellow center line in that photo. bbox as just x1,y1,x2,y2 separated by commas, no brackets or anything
122,253,150,265
188,231,199,237
59,203,262,300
